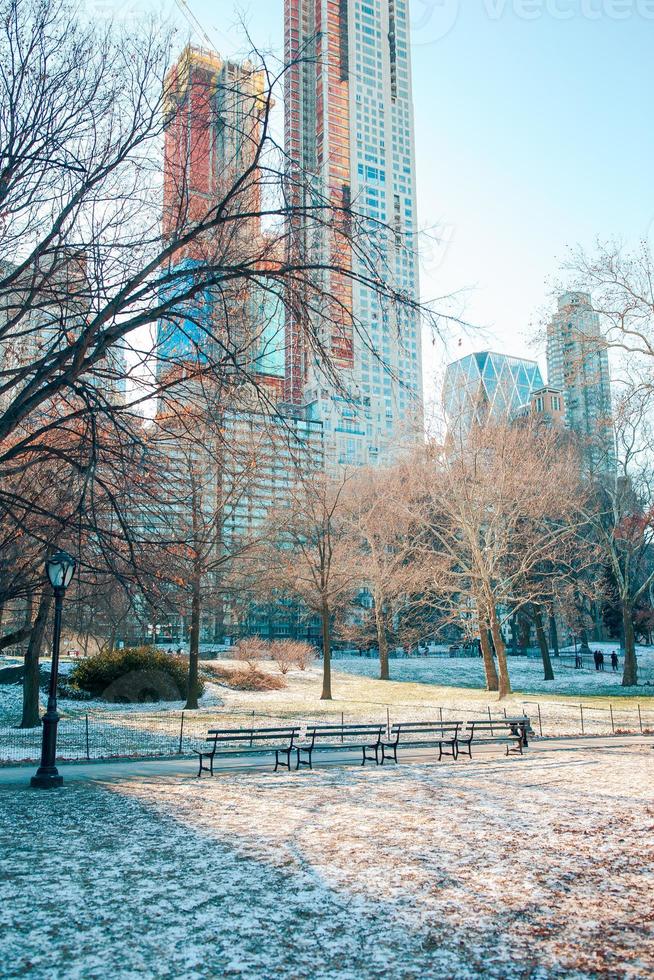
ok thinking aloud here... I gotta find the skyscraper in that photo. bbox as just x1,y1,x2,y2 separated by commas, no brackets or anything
163,45,265,248
284,0,423,465
443,351,545,436
547,292,614,474
159,46,285,395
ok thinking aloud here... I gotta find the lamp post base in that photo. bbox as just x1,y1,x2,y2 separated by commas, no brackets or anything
31,772,63,789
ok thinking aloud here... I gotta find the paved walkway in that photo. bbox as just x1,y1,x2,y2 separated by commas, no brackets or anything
1,734,651,788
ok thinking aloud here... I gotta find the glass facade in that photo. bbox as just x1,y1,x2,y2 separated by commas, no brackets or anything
285,0,423,466
443,351,544,436
547,292,615,475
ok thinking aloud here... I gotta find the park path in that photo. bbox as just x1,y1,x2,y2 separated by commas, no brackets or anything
1,733,652,788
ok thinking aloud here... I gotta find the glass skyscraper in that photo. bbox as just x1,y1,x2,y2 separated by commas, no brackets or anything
284,0,423,466
443,351,545,436
547,292,615,475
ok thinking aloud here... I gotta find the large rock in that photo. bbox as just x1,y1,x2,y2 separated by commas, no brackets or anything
0,665,23,684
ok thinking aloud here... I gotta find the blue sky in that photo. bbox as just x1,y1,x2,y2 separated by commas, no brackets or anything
99,1,654,390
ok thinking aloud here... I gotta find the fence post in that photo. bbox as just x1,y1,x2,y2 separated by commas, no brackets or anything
609,704,614,735
341,712,344,743
439,706,443,726
386,707,390,737
488,706,494,735
85,714,90,761
178,711,185,754
580,704,584,735
537,703,543,738
638,703,643,734
250,710,255,746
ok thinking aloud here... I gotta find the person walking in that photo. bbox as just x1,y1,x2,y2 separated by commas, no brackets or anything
593,649,600,671
611,651,619,672
598,651,605,671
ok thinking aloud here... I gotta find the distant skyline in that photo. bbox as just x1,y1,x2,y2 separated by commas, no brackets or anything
89,0,653,400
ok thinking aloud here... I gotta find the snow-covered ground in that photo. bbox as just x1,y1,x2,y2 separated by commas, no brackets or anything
338,643,654,698
1,740,652,979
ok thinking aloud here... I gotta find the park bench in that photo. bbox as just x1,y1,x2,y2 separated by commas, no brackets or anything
381,721,462,764
196,726,301,777
295,723,385,769
458,716,532,759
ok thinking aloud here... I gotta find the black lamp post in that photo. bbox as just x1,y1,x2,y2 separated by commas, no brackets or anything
31,550,77,789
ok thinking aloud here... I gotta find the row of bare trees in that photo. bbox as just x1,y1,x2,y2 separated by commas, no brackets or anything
248,404,654,699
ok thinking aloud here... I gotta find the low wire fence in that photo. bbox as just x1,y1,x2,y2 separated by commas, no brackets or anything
1,697,653,765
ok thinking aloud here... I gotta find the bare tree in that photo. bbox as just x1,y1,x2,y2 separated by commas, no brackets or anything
256,469,359,701
579,386,654,686
564,240,654,370
341,463,426,680
411,421,584,698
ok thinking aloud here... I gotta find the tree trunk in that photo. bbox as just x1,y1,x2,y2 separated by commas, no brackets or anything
533,605,554,681
580,629,591,655
20,592,51,729
488,602,511,699
375,598,390,681
510,613,518,657
185,574,201,709
592,601,604,642
549,610,560,657
518,613,530,655
320,602,332,700
622,601,638,687
477,599,499,692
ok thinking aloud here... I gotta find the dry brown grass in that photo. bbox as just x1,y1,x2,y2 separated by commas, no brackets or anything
204,663,287,692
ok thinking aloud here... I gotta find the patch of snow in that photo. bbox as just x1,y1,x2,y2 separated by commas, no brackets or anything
1,742,652,978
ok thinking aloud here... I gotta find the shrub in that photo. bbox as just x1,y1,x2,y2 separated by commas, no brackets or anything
56,681,93,701
234,637,270,670
270,640,316,673
269,640,294,675
69,646,203,703
206,663,286,692
289,641,316,671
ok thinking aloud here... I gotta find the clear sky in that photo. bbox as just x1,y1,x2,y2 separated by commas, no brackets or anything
95,0,654,395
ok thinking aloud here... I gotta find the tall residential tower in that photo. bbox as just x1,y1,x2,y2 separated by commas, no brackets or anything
547,292,614,475
285,0,423,465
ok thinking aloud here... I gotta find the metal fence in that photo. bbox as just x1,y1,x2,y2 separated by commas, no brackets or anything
1,697,653,765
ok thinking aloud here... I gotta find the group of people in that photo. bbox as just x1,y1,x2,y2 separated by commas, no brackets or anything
573,648,620,671
592,649,620,672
